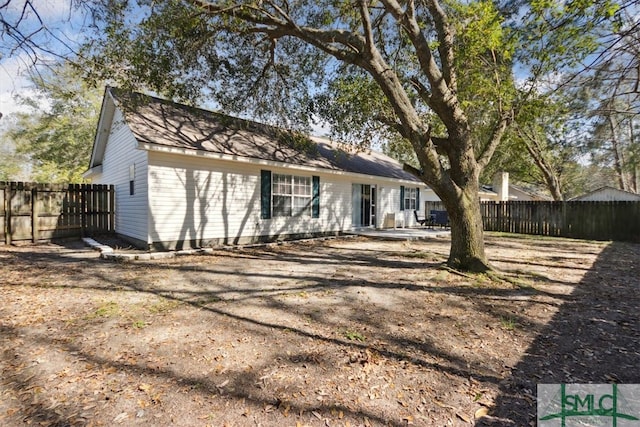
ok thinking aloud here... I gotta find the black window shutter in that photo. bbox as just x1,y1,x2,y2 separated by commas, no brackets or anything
416,187,420,211
400,186,405,211
312,176,320,218
260,170,272,219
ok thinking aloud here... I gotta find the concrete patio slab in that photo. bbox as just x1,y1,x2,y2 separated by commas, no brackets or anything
347,227,450,240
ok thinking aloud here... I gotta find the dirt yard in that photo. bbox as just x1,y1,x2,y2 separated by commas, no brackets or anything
1,233,639,426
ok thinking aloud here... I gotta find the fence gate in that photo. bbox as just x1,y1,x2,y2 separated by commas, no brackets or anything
1,182,115,244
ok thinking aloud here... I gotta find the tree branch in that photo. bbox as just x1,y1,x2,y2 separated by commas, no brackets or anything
380,0,467,142
424,0,456,93
514,124,564,200
380,0,444,93
192,0,447,189
410,76,431,105
476,110,513,170
192,0,367,63
403,162,422,178
358,0,375,56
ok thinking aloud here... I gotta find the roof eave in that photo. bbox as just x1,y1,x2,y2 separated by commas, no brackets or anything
138,142,427,186
88,87,117,169
82,164,103,179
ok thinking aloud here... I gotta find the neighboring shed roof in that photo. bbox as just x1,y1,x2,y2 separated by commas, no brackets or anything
93,87,421,182
480,183,551,201
508,184,552,201
570,186,640,201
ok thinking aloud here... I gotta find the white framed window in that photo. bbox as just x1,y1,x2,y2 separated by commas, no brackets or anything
272,173,312,217
404,187,417,210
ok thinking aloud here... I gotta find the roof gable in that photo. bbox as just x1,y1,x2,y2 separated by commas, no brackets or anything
86,87,117,174
571,186,640,201
94,88,420,182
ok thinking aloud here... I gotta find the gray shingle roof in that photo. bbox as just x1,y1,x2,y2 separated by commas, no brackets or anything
110,88,420,182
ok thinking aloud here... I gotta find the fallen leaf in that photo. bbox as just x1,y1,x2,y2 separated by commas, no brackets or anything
475,406,489,420
456,412,471,423
113,412,128,424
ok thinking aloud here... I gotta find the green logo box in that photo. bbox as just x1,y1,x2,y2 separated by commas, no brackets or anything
538,384,640,426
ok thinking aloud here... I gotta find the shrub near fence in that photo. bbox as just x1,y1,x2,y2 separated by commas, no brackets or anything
1,181,115,244
481,201,640,243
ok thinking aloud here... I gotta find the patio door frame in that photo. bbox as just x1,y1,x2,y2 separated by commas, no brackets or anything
352,183,377,228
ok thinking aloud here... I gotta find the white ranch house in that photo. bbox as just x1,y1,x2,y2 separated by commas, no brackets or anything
84,88,438,250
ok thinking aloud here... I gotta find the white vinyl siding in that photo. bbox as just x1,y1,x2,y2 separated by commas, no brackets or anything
146,148,432,243
376,184,432,228
92,108,149,243
147,152,355,244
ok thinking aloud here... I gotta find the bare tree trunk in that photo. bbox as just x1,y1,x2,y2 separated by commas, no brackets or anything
441,181,488,271
629,119,638,193
515,125,564,201
609,115,628,191
523,142,564,201
405,148,491,272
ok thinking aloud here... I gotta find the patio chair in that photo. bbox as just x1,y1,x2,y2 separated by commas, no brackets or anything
413,210,428,227
430,210,450,228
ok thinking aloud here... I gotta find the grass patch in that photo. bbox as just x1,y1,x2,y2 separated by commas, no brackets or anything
486,271,535,289
471,274,492,288
86,301,120,319
433,270,450,283
281,290,311,299
500,316,517,330
343,330,366,342
131,320,147,329
147,299,183,314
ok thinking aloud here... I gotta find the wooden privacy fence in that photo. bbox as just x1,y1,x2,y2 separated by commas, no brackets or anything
481,201,640,242
1,181,115,244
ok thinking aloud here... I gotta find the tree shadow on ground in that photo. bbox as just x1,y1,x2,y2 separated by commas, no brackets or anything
0,322,405,427
4,236,633,425
480,241,640,425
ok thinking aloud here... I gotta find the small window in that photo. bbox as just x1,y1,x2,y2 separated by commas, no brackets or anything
272,173,311,217
129,164,135,196
404,187,417,210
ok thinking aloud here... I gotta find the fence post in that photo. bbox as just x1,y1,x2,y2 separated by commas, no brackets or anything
81,184,87,237
3,184,9,245
109,185,115,233
5,184,12,245
31,186,38,243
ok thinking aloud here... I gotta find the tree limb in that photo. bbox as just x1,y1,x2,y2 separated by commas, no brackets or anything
514,124,564,201
410,76,431,105
192,0,367,62
358,0,375,56
380,0,467,144
424,0,457,93
476,110,513,171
